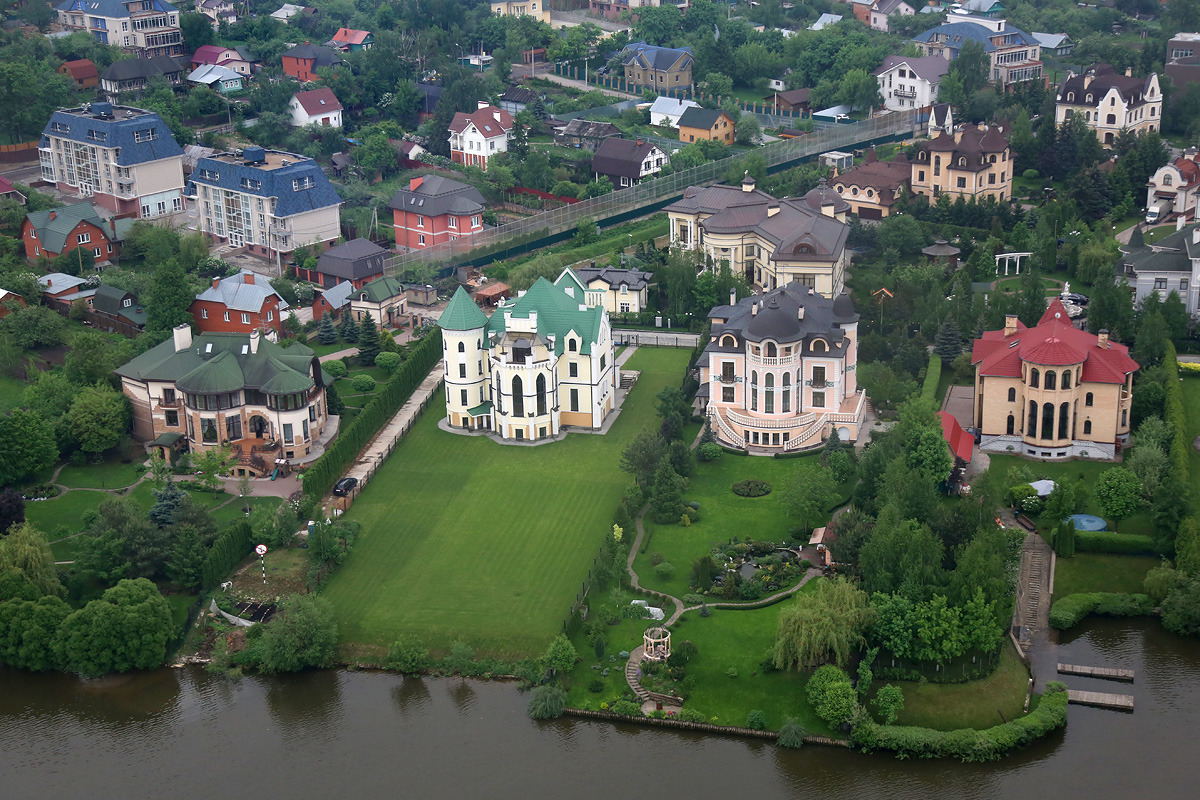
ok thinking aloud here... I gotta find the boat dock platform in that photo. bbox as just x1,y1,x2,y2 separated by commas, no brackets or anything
1067,690,1135,711
1057,663,1135,682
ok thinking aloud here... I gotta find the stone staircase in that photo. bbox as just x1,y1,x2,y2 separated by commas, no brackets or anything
1014,534,1052,652
619,372,638,390
625,645,650,701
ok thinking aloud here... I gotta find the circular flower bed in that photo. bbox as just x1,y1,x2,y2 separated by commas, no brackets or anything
731,479,772,497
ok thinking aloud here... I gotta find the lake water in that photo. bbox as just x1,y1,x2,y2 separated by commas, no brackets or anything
2,619,1197,800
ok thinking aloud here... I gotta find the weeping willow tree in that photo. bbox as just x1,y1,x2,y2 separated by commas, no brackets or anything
773,577,874,670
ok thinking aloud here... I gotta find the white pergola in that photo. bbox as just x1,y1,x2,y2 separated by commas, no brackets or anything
643,627,671,662
995,252,1033,275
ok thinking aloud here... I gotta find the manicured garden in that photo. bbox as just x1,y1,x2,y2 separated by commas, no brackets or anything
887,642,1031,730
57,455,143,490
320,347,693,659
1052,553,1157,600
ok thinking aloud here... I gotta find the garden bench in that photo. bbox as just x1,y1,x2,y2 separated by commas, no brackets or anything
1015,514,1038,532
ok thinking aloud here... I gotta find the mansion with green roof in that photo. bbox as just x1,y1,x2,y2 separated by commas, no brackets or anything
438,270,618,440
116,325,333,474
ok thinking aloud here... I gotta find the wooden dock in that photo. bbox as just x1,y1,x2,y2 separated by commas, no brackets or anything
1057,663,1135,682
1067,690,1135,711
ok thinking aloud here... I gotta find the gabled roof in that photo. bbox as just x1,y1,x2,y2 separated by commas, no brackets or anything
1057,63,1156,107
677,106,732,130
937,410,973,463
194,270,288,313
92,283,146,326
316,238,388,280
485,277,605,356
500,86,539,105
592,137,664,180
575,266,654,292
24,202,105,254
876,0,911,14
810,12,843,29
355,275,404,304
117,332,319,395
448,105,514,138
283,42,342,68
620,42,693,72
331,28,371,45
438,285,488,331
59,59,98,81
101,55,185,83
648,96,700,117
192,44,229,64
317,280,354,310
775,88,811,105
971,299,1138,383
292,87,342,116
874,54,950,82
38,272,88,293
188,63,241,85
388,175,485,217
1032,32,1070,49
558,118,621,139
912,20,1038,53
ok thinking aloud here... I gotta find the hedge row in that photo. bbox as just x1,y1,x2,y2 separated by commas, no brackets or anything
1048,592,1154,630
1164,344,1190,482
302,329,443,498
200,520,253,591
920,354,942,403
851,682,1069,762
1075,531,1156,555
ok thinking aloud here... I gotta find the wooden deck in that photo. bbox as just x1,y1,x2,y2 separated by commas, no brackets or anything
1058,663,1135,682
1067,690,1135,711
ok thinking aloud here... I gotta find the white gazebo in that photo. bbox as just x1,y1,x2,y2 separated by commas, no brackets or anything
643,627,671,662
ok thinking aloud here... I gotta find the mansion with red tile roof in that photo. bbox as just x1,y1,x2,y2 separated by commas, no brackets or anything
448,102,514,170
971,299,1138,460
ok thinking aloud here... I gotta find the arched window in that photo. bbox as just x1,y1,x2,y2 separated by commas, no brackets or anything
1059,402,1070,440
1164,174,1173,186
1042,403,1055,440
457,341,465,352
782,373,791,413
989,155,997,164
512,375,524,417
1030,368,1040,388
1067,92,1074,102
765,373,775,413
812,339,827,353
1085,392,1094,407
535,373,547,416
1007,414,1015,435
720,334,737,348
1045,371,1057,390
1028,400,1038,438
477,339,482,349
934,155,941,176
751,371,758,412
919,151,927,161
1008,387,1016,402
1062,370,1071,390
958,157,966,166
765,341,777,358
568,339,577,352
1083,419,1092,435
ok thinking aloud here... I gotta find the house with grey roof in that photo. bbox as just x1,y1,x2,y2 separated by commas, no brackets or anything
1033,32,1073,57
56,0,183,59
192,269,289,334
592,137,669,188
1122,223,1200,316
678,107,736,145
620,42,693,91
38,272,91,303
301,237,388,289
92,283,146,330
912,12,1043,89
571,265,655,315
116,325,333,470
874,54,949,111
187,63,243,94
99,56,187,97
648,96,700,128
697,283,868,452
388,175,485,250
554,118,622,151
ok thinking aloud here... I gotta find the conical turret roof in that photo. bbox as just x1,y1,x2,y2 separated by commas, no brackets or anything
438,286,488,331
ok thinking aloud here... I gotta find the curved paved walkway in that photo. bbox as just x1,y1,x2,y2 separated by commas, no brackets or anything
621,503,822,698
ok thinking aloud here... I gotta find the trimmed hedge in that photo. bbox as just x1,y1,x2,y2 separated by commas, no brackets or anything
1164,344,1190,483
200,520,253,591
1075,531,1156,555
1048,592,1154,630
920,354,942,403
852,682,1070,762
302,329,443,498
732,479,772,497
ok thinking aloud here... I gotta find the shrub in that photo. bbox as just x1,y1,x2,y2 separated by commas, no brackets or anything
697,442,723,462
375,352,402,374
682,593,706,605
654,562,676,580
609,699,643,717
1075,531,1156,555
527,684,567,719
649,552,665,566
588,678,605,693
386,635,430,674
699,604,711,617
777,717,807,748
323,360,348,378
677,707,706,723
731,479,772,498
1022,169,1040,180
1048,592,1154,630
351,374,377,393
738,581,763,600
745,709,768,730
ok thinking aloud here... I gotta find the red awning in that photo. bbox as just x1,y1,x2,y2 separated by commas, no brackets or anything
937,410,973,464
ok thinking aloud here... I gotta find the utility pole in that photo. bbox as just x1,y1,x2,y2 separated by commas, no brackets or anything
872,287,893,329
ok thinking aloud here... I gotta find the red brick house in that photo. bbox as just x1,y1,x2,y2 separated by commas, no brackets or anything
191,270,288,334
295,237,387,288
57,59,99,89
0,288,26,320
388,175,486,250
281,42,342,82
20,203,125,264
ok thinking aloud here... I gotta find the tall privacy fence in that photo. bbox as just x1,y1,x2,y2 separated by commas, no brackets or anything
382,109,920,276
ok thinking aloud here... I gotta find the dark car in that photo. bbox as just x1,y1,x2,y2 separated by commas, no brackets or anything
332,477,358,496
1063,292,1089,306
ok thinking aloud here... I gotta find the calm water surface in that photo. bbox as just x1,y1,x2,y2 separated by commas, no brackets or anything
2,619,1197,800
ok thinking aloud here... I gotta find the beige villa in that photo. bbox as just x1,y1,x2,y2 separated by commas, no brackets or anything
910,123,1013,204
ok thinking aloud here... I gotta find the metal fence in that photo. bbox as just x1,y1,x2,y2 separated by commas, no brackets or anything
382,109,920,276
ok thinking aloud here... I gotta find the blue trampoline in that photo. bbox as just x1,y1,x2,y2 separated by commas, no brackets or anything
1065,514,1106,531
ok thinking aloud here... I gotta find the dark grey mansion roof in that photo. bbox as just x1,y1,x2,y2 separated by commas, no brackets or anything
707,283,859,350
388,175,485,216
576,266,654,291
316,237,389,281
1121,225,1199,274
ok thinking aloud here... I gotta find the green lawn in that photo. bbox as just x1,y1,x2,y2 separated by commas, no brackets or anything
308,340,356,357
25,490,109,538
935,363,968,407
986,454,1154,536
1144,225,1177,245
890,641,1031,730
632,452,851,599
48,534,90,562
209,495,282,529
1181,377,1200,503
1052,553,1157,600
57,456,143,490
319,347,693,659
0,374,26,411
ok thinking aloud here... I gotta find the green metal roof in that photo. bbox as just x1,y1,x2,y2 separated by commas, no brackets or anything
259,355,318,394
151,431,184,446
175,351,245,394
485,275,605,356
438,285,488,331
117,332,318,395
357,275,405,304
466,400,493,416
24,202,103,254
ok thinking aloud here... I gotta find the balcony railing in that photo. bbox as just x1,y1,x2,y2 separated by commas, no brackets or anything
156,397,180,408
717,374,737,384
747,352,792,367
893,87,917,98
725,407,819,430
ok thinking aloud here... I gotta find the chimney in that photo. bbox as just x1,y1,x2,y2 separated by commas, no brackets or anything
1193,226,1200,245
244,272,255,285
797,306,805,320
729,288,736,306
1097,329,1109,349
249,329,260,354
1004,314,1018,337
1083,73,1093,90
477,100,490,110
212,277,221,289
49,211,56,221
1178,215,1187,232
410,176,424,192
954,129,963,144
637,137,643,147
751,301,759,316
767,204,780,217
1125,66,1132,77
172,323,192,353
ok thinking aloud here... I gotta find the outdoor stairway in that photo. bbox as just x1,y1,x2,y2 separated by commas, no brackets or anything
626,645,650,701
619,373,638,390
1019,547,1045,650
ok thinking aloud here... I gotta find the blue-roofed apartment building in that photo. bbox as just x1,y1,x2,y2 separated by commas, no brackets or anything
911,11,1043,90
39,103,185,219
56,0,183,59
620,42,693,91
186,147,342,262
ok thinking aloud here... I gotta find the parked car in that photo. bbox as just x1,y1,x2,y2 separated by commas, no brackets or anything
1063,292,1088,306
333,477,358,496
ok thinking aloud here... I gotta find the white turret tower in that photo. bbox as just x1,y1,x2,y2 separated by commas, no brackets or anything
438,287,492,431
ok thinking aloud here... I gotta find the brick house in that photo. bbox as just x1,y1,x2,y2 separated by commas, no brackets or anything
388,175,485,250
297,237,388,289
833,148,912,219
0,288,27,320
191,270,287,334
448,102,515,170
57,59,99,88
21,202,131,264
281,41,341,82
677,107,735,145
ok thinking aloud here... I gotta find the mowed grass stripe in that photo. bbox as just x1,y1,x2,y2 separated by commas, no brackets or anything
321,347,691,658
